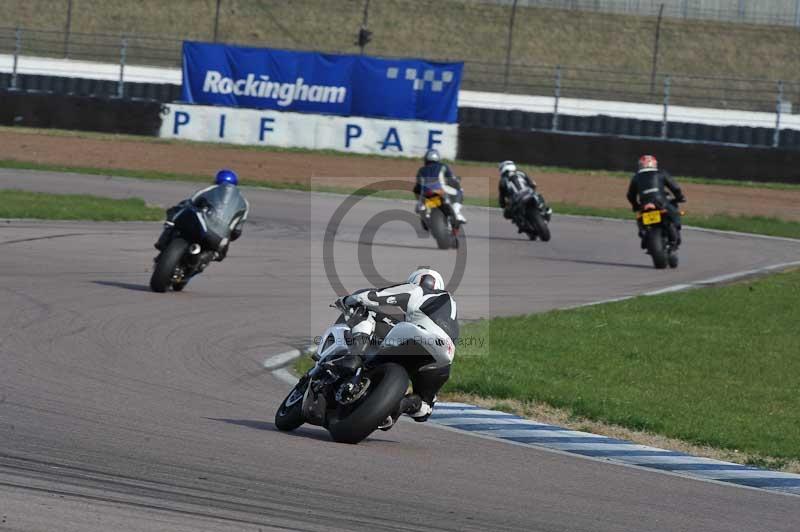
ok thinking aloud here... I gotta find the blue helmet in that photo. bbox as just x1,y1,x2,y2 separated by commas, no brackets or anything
215,169,238,186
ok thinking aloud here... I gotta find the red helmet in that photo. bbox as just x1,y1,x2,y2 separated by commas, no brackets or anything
638,155,658,171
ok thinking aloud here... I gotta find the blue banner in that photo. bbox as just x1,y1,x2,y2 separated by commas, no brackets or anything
181,42,462,123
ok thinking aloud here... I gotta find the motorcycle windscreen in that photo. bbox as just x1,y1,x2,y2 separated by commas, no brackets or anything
195,185,248,247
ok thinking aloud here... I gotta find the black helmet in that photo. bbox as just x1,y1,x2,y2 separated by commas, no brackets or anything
424,149,441,164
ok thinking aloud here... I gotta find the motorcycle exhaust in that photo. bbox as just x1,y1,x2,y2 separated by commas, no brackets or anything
189,243,201,255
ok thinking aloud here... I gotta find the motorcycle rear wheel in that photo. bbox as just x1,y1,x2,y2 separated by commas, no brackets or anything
150,237,188,292
429,208,452,249
646,230,668,269
327,363,409,444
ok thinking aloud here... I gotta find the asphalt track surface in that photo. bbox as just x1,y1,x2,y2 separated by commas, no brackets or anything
2,169,800,531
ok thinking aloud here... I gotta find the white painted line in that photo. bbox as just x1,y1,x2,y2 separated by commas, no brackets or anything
262,344,316,370
565,295,633,310
701,470,800,480
433,417,537,426
473,429,603,439
262,349,301,370
616,455,739,466
563,259,800,310
433,408,517,418
543,442,667,452
271,368,297,385
643,284,693,295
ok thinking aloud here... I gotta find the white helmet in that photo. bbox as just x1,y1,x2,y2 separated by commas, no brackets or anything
407,267,445,291
498,160,516,175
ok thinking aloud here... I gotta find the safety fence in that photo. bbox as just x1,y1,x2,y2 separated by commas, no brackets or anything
1,19,799,148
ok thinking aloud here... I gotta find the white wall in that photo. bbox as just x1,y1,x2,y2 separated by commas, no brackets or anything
160,103,458,159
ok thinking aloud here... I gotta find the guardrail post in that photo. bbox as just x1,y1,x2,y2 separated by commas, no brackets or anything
502,0,518,92
552,65,561,131
117,37,128,98
774,80,784,148
661,75,670,139
11,27,21,90
795,0,800,28
64,0,73,57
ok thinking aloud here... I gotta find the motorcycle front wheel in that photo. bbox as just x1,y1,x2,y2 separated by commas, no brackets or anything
275,379,308,431
528,206,551,242
150,237,189,292
327,363,409,444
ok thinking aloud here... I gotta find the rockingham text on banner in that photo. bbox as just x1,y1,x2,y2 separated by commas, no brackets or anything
181,41,463,123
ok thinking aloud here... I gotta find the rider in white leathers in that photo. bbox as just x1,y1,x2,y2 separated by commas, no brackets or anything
337,268,458,430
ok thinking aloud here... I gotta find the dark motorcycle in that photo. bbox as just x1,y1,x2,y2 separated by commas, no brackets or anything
275,302,433,444
509,189,552,241
417,185,462,250
150,187,246,292
636,199,682,269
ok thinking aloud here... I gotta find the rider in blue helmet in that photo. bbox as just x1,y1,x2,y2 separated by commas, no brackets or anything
154,169,250,261
215,168,239,186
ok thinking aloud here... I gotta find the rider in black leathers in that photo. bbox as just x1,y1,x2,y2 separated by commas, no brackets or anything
497,160,550,222
626,155,686,247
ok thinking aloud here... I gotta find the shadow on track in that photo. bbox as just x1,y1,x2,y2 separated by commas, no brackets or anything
534,256,653,270
208,418,396,443
92,280,152,292
209,418,331,442
339,239,437,251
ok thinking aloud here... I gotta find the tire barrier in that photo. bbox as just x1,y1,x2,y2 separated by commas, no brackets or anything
0,73,181,102
458,107,800,150
457,125,800,183
0,90,164,136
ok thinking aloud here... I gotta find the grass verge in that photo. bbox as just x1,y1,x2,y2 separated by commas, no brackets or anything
3,159,800,239
292,269,800,470
448,268,800,462
0,189,162,221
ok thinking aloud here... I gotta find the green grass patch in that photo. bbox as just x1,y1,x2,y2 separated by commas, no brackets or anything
0,189,163,221
448,269,800,460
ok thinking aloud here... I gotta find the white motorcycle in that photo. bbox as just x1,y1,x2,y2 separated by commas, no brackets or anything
275,299,452,444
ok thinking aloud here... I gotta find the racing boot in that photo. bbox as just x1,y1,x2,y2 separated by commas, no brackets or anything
378,394,432,431
668,224,680,250
452,202,467,225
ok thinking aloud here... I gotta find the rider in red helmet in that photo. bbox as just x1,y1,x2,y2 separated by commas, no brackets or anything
626,155,686,247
